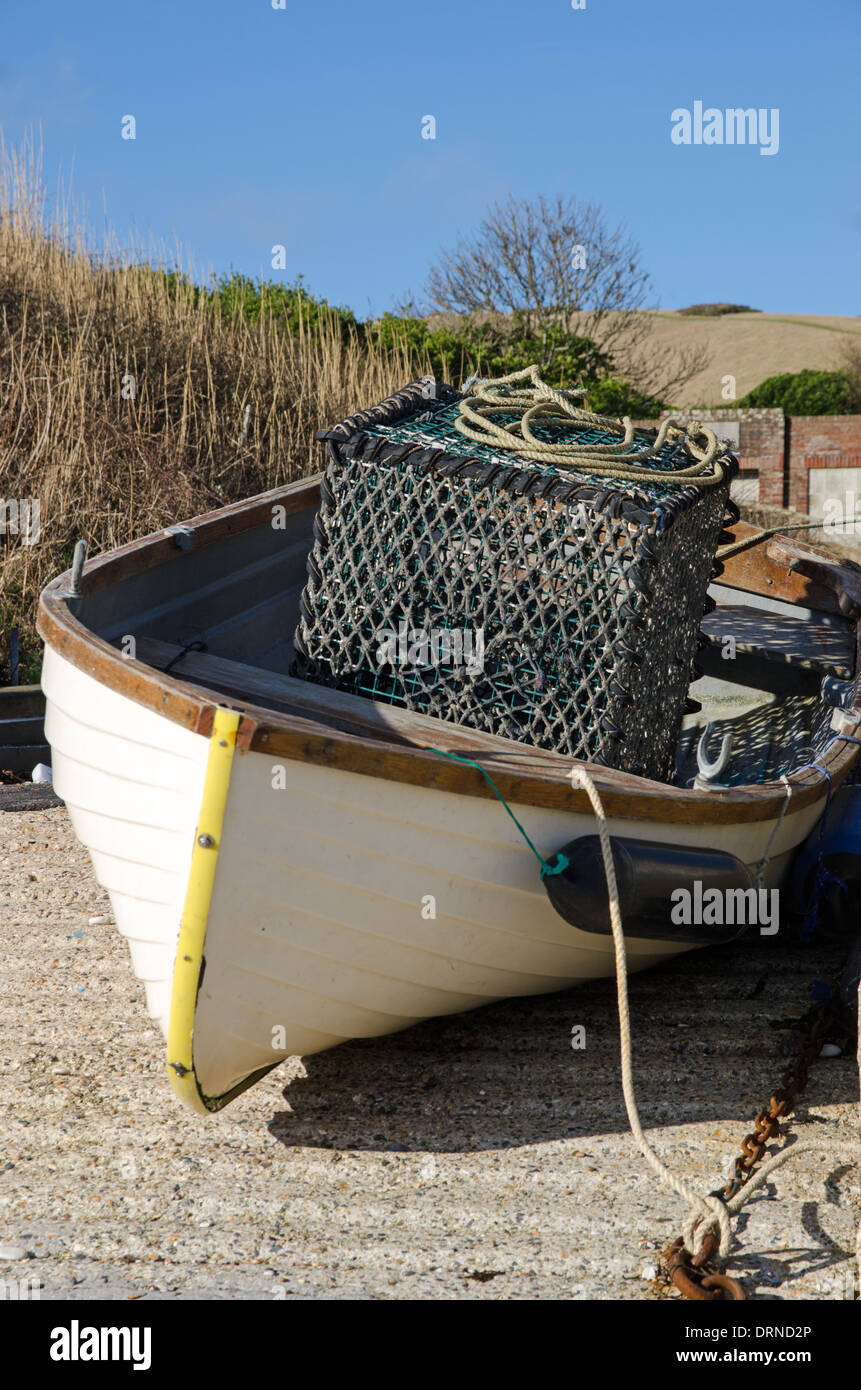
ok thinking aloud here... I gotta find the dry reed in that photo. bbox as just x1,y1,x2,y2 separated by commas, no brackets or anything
0,136,423,678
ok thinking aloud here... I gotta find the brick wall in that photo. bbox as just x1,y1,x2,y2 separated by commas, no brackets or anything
788,416,861,512
629,411,861,513
791,415,861,456
661,406,784,456
750,454,785,507
656,407,785,507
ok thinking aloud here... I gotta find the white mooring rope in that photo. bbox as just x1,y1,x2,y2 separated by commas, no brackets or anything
569,765,803,1261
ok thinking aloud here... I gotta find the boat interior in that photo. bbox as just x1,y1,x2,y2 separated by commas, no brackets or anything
62,481,861,793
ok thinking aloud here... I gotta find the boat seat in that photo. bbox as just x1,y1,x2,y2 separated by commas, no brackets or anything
699,604,855,680
133,636,543,762
134,636,418,745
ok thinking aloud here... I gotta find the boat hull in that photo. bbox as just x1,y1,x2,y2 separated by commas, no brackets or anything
42,644,825,1109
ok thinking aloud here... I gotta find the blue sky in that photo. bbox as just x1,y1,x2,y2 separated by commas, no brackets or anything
2,0,859,317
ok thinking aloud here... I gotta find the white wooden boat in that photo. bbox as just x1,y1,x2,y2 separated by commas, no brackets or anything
38,477,861,1112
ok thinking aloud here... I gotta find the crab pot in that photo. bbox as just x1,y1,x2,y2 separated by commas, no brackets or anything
293,380,738,781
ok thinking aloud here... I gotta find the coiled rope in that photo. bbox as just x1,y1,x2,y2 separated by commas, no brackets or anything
455,364,727,487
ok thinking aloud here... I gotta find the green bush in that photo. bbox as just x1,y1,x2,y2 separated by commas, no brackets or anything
582,377,666,419
677,303,757,316
738,368,853,415
475,318,613,390
364,311,615,391
207,272,358,337
364,314,478,383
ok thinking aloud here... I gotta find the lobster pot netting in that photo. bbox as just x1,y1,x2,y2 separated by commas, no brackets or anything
294,381,738,781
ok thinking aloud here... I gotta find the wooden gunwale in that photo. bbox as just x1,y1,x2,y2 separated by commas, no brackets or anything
36,477,861,826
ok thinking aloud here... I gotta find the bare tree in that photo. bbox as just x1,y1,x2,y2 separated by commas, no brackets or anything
421,194,708,399
620,332,711,403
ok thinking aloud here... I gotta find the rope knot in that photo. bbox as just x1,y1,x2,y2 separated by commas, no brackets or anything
683,1195,733,1261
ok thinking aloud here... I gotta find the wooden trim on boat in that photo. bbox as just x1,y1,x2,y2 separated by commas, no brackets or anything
720,522,861,622
37,477,861,826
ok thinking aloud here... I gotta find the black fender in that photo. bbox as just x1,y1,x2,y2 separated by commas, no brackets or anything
543,835,757,944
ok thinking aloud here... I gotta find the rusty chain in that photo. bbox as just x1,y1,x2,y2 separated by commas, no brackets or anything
663,993,844,1302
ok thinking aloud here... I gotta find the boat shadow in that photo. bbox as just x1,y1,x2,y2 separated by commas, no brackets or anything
267,937,858,1155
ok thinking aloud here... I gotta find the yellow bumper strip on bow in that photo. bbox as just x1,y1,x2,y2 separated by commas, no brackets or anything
167,707,239,1114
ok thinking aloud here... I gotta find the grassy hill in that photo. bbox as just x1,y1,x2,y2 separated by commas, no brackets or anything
639,310,861,408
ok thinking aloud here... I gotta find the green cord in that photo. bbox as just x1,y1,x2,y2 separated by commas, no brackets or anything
426,747,569,879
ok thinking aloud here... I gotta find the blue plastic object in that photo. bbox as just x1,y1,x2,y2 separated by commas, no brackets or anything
790,784,861,913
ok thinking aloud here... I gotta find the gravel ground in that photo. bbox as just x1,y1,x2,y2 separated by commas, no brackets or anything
0,806,858,1302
